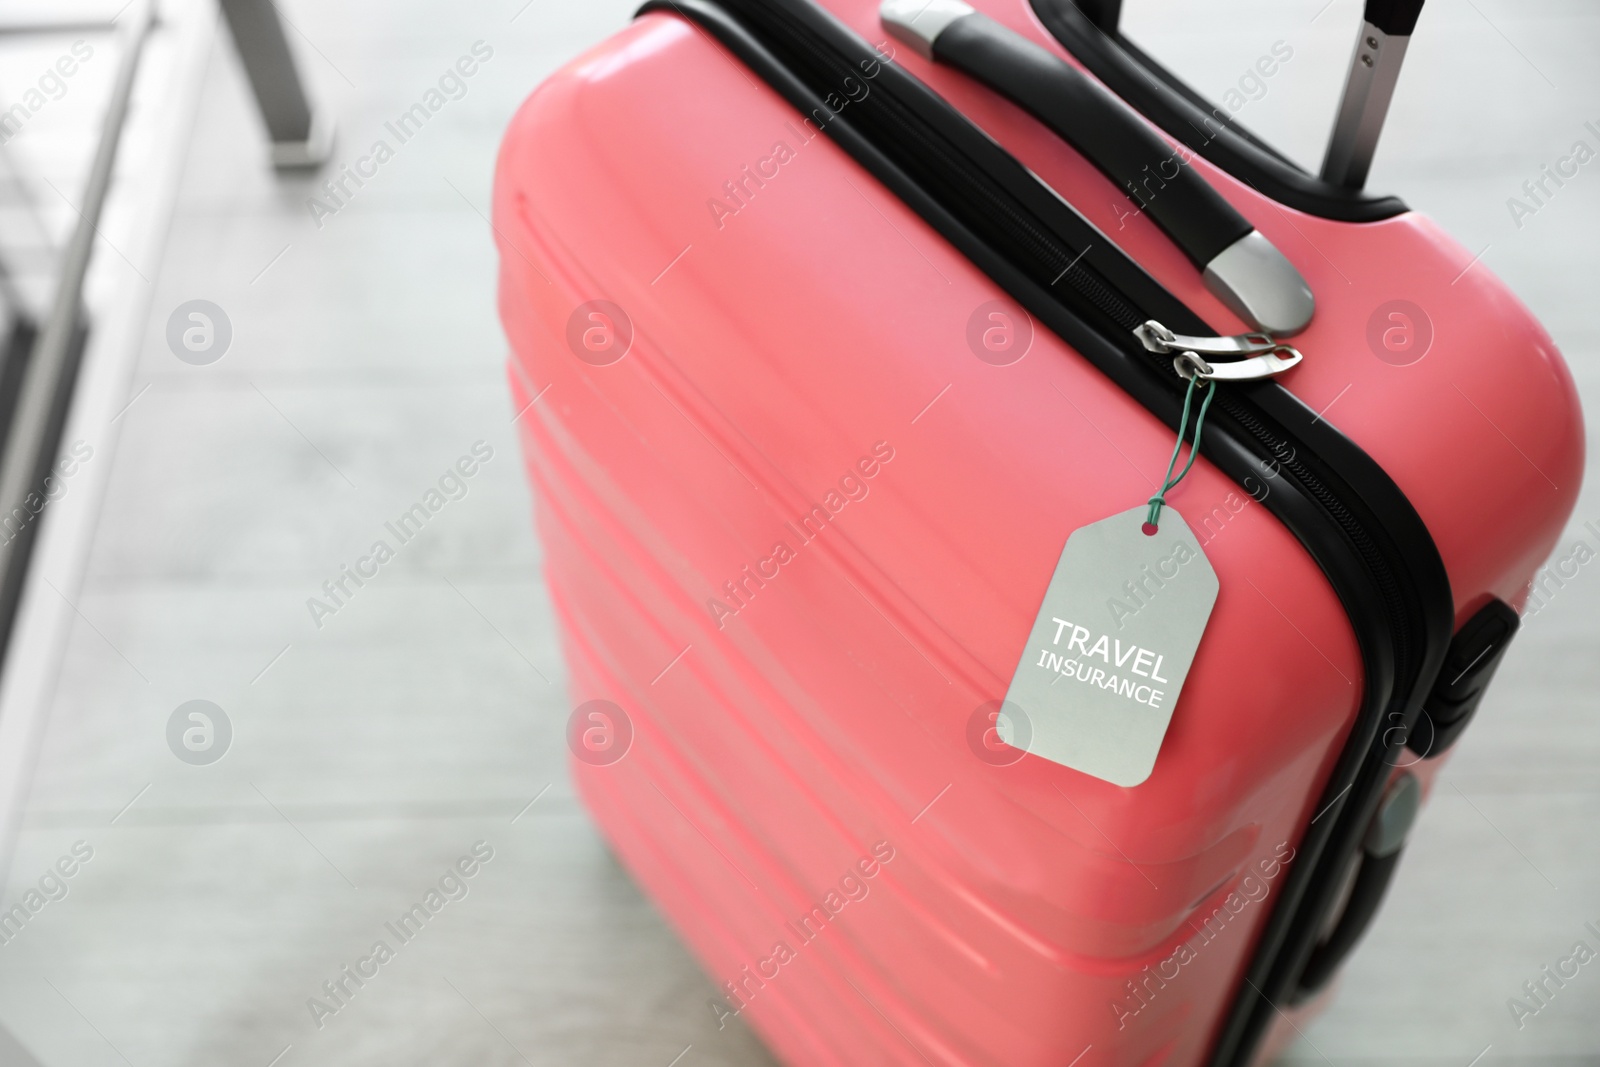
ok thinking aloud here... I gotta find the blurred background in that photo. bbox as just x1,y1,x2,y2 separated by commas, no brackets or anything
0,0,1592,1064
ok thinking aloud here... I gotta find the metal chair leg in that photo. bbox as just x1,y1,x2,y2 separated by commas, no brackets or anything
217,0,334,169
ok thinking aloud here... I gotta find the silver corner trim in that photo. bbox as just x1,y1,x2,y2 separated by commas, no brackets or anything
879,0,975,60
1202,231,1315,337
1320,20,1412,189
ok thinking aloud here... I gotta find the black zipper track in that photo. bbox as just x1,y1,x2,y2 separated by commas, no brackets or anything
722,0,1148,336
1220,395,1414,677
634,1,1454,1063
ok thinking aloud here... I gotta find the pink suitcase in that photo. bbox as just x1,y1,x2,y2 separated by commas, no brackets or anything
492,0,1584,1062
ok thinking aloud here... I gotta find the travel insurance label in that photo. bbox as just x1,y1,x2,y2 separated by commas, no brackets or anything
999,506,1218,786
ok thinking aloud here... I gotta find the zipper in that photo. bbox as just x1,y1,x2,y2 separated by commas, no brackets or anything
633,1,1453,1063
1136,321,1284,357
1136,320,1304,381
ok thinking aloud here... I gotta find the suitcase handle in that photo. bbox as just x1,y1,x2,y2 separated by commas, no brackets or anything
880,0,1314,336
1296,771,1420,995
1320,0,1427,188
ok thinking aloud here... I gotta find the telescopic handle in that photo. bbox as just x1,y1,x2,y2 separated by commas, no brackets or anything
1320,0,1427,189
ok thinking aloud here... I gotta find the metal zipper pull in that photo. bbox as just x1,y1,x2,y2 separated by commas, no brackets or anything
1136,320,1282,357
1169,348,1303,382
1137,320,1304,382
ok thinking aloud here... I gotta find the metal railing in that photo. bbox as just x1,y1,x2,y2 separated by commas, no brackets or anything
0,2,154,667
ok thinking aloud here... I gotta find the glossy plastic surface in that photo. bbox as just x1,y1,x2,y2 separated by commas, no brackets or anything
492,3,1583,1063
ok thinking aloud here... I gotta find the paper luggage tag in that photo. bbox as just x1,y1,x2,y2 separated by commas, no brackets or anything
999,505,1218,786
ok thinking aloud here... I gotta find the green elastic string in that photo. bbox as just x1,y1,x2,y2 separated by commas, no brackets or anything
1146,374,1217,530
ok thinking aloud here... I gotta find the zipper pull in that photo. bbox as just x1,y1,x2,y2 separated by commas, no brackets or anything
1136,320,1282,357
1135,320,1304,381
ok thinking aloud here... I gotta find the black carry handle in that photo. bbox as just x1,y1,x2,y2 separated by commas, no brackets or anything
1296,847,1401,993
936,12,1248,267
1296,770,1420,996
880,0,1314,336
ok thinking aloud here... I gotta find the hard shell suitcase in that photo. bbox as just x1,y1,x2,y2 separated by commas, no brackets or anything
491,0,1584,1063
